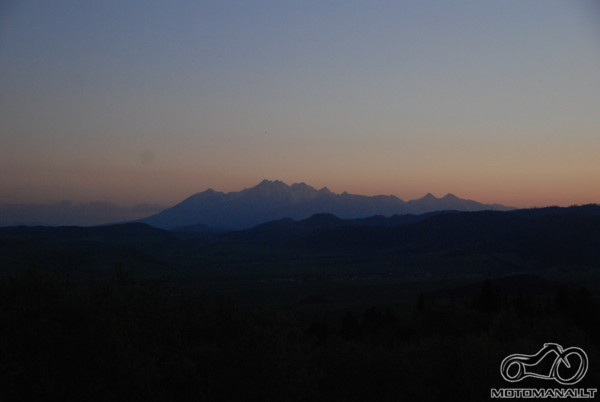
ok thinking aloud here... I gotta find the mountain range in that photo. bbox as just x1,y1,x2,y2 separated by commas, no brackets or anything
2,204,599,278
140,179,513,230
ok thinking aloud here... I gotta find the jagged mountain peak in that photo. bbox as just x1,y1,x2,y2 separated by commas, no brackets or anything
255,179,287,188
243,179,289,196
186,187,224,201
256,180,320,192
290,182,319,193
243,180,323,201
139,180,514,230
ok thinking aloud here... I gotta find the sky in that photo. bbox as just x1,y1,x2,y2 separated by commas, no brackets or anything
1,0,600,212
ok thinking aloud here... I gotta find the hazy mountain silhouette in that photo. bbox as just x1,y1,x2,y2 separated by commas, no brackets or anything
140,179,513,230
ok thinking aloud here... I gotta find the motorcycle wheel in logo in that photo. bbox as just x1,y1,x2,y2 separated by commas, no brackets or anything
500,343,588,385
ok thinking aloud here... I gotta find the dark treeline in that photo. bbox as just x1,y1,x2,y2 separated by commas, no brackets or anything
1,270,599,401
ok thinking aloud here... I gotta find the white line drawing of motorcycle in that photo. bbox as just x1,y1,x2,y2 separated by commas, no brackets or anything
500,343,588,385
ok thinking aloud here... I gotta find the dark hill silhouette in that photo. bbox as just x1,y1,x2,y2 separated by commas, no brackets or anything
219,211,445,246
171,222,225,234
211,205,600,269
2,205,599,277
0,223,184,275
511,204,600,218
0,222,175,244
432,274,561,299
220,210,524,248
297,209,600,256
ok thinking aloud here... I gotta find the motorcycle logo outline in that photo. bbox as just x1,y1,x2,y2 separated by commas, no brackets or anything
500,343,588,385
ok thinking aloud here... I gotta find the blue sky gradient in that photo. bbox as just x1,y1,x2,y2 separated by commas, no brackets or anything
1,0,599,207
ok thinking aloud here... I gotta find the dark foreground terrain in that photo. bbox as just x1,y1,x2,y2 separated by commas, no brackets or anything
1,205,600,401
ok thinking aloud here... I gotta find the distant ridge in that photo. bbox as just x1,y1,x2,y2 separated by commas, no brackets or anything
213,205,600,270
2,205,599,276
139,180,514,230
